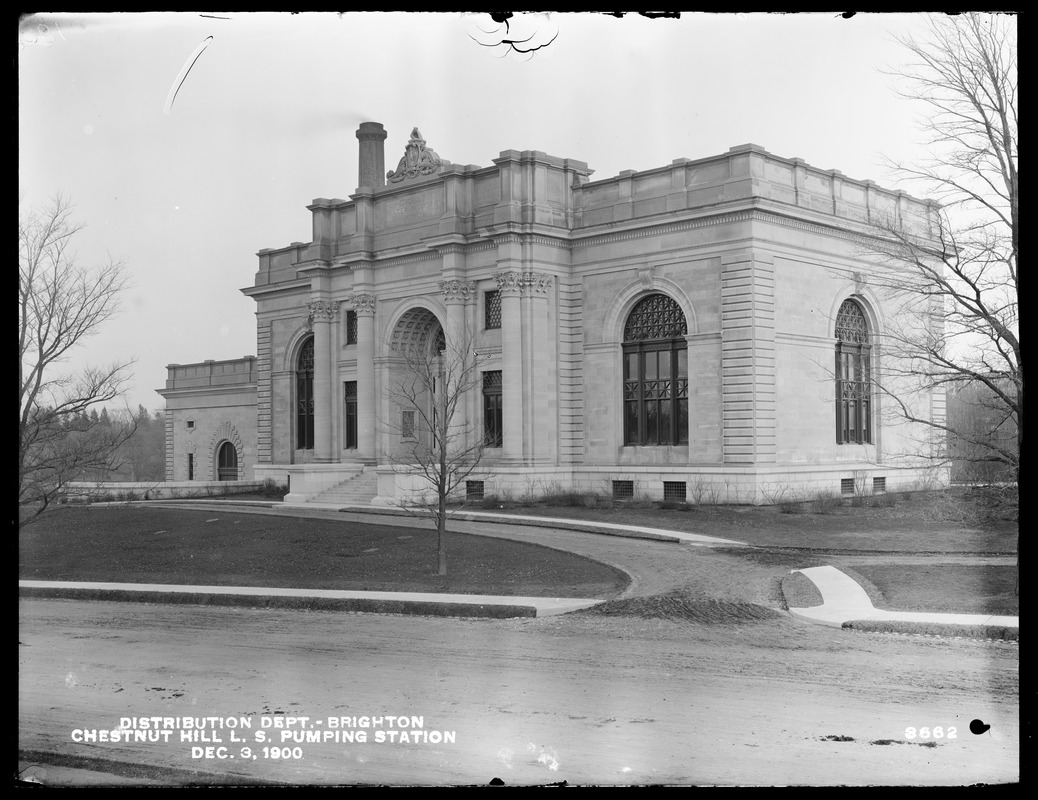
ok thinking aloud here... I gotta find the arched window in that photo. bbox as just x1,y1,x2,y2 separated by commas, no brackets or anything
835,299,871,444
217,441,238,481
297,336,315,450
623,294,689,446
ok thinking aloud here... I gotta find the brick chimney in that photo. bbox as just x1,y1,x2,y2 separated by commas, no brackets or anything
356,122,387,190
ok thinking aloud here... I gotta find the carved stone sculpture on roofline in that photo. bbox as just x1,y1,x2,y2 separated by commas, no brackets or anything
387,127,448,183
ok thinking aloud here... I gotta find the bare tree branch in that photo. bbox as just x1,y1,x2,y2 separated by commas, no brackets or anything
19,196,136,523
868,13,1018,483
381,320,493,575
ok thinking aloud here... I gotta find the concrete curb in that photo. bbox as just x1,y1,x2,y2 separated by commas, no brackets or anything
19,581,604,619
138,499,744,547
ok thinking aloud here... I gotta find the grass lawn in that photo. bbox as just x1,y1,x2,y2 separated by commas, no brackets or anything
474,492,1016,554
19,506,629,599
837,563,1018,615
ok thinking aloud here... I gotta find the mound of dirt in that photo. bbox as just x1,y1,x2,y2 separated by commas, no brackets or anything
581,591,781,624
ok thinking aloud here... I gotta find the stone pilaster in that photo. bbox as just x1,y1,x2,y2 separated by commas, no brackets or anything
720,251,776,464
307,299,338,463
351,293,377,463
496,270,525,462
495,270,555,465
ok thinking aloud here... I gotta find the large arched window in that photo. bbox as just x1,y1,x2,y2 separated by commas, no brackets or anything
297,336,315,450
623,294,689,446
835,299,871,444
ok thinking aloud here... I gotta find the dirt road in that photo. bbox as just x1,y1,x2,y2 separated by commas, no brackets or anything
19,598,1018,786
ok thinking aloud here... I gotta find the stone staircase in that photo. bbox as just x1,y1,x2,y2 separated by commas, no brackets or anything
310,469,379,506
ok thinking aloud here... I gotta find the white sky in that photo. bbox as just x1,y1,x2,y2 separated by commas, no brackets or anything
20,11,955,414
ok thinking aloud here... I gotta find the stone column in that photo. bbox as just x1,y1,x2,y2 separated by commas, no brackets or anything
307,300,338,463
353,293,377,463
496,271,525,463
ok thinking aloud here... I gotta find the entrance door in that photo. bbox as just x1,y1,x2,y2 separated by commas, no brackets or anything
217,441,238,481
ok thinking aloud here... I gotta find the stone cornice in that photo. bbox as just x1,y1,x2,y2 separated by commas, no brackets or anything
569,203,934,253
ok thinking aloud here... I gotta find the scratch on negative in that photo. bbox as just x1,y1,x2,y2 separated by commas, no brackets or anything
163,36,213,115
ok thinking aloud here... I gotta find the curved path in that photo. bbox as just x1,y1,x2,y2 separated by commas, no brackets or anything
789,565,1020,629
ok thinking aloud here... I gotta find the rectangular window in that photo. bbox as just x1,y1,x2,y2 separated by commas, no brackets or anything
345,310,358,345
186,419,194,430
873,477,886,494
485,290,502,330
187,453,194,481
344,382,358,449
401,409,416,440
841,478,855,496
663,482,686,503
612,480,634,501
483,371,503,447
466,480,485,501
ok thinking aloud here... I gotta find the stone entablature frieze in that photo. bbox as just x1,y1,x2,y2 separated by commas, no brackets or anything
495,271,554,296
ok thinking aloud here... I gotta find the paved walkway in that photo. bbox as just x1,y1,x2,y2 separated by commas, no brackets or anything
788,565,1020,629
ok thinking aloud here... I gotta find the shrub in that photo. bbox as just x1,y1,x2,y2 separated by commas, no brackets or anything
260,478,289,499
810,491,842,515
872,491,900,508
481,493,506,509
779,500,804,514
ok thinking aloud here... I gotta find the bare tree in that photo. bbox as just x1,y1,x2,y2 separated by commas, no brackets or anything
19,196,135,522
383,321,492,576
863,13,1018,482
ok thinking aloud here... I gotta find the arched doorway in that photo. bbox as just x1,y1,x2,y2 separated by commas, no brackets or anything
389,307,445,452
217,441,238,481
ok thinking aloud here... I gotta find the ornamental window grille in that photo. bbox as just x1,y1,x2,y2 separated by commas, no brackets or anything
483,371,503,448
466,480,486,501
401,409,416,440
663,481,687,503
612,480,634,500
345,310,358,345
623,294,689,446
296,336,315,450
835,299,871,444
485,290,502,330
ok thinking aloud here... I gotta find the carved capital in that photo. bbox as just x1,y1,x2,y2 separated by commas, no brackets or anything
440,279,477,304
349,293,377,316
525,272,554,295
307,300,338,324
494,270,553,296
